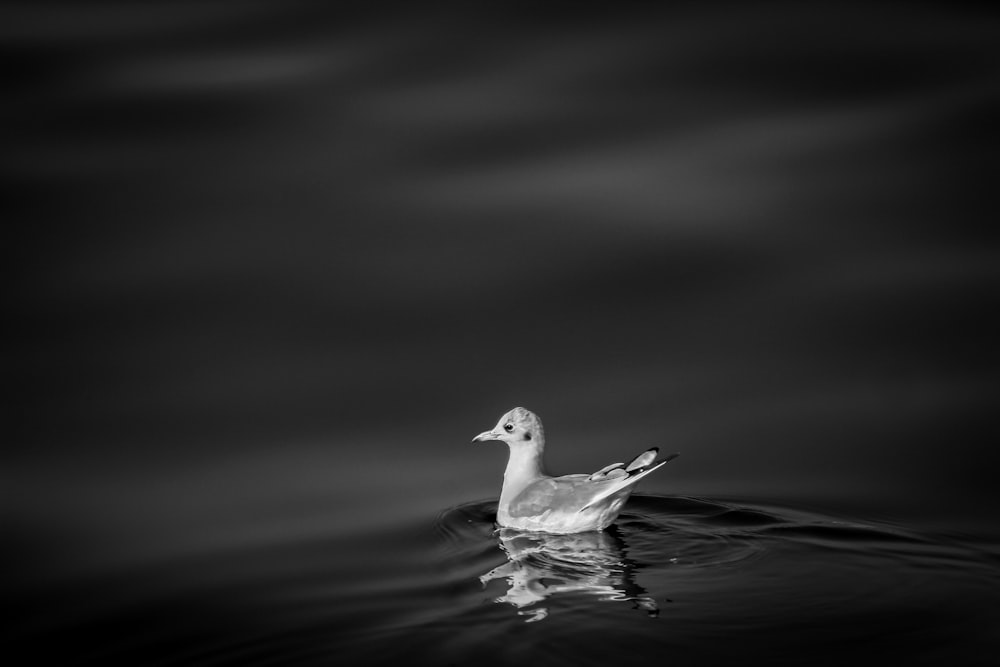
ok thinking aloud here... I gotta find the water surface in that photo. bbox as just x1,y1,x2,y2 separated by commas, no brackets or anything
6,2,999,664
8,480,1000,665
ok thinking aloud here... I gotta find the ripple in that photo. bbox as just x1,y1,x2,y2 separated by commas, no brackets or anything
9,493,1000,665
435,493,1000,634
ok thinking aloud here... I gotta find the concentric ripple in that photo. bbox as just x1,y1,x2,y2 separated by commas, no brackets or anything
435,492,1000,650
9,495,999,666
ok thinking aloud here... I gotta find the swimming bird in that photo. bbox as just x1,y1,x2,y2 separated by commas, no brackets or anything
472,407,677,534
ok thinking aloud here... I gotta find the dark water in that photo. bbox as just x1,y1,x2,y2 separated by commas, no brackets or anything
5,2,1000,665
8,488,1000,665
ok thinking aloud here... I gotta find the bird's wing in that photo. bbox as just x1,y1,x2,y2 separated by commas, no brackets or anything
507,475,594,518
587,447,669,481
507,451,679,518
579,450,679,511
626,448,658,471
588,462,625,479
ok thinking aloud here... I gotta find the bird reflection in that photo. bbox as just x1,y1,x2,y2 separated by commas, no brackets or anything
480,527,659,622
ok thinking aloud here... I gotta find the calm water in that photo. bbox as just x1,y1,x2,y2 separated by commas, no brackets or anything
6,2,1000,665
7,477,1000,665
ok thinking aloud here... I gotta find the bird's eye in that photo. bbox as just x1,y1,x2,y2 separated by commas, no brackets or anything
503,423,514,432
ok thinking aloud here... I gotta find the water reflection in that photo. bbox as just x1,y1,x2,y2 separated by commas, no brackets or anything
480,527,659,622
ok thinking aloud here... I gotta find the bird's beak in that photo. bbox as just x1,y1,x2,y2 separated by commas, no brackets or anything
472,430,500,443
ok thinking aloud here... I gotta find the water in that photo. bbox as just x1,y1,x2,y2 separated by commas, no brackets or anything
6,2,1000,665
8,479,1000,665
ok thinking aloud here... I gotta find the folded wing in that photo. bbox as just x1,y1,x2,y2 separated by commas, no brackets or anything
579,449,679,511
506,449,679,520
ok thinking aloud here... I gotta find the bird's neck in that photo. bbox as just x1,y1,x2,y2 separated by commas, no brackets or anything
499,441,547,508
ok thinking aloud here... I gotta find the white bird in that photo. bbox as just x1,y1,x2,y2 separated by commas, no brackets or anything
472,407,677,533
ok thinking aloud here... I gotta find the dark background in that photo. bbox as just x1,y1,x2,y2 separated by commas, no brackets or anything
5,1,1000,574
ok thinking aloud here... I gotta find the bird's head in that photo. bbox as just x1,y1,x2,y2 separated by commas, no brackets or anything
472,407,545,447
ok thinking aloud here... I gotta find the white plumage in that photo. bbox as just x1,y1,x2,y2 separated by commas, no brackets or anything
472,407,677,533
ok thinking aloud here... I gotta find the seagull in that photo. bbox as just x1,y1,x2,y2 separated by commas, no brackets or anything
472,407,677,534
